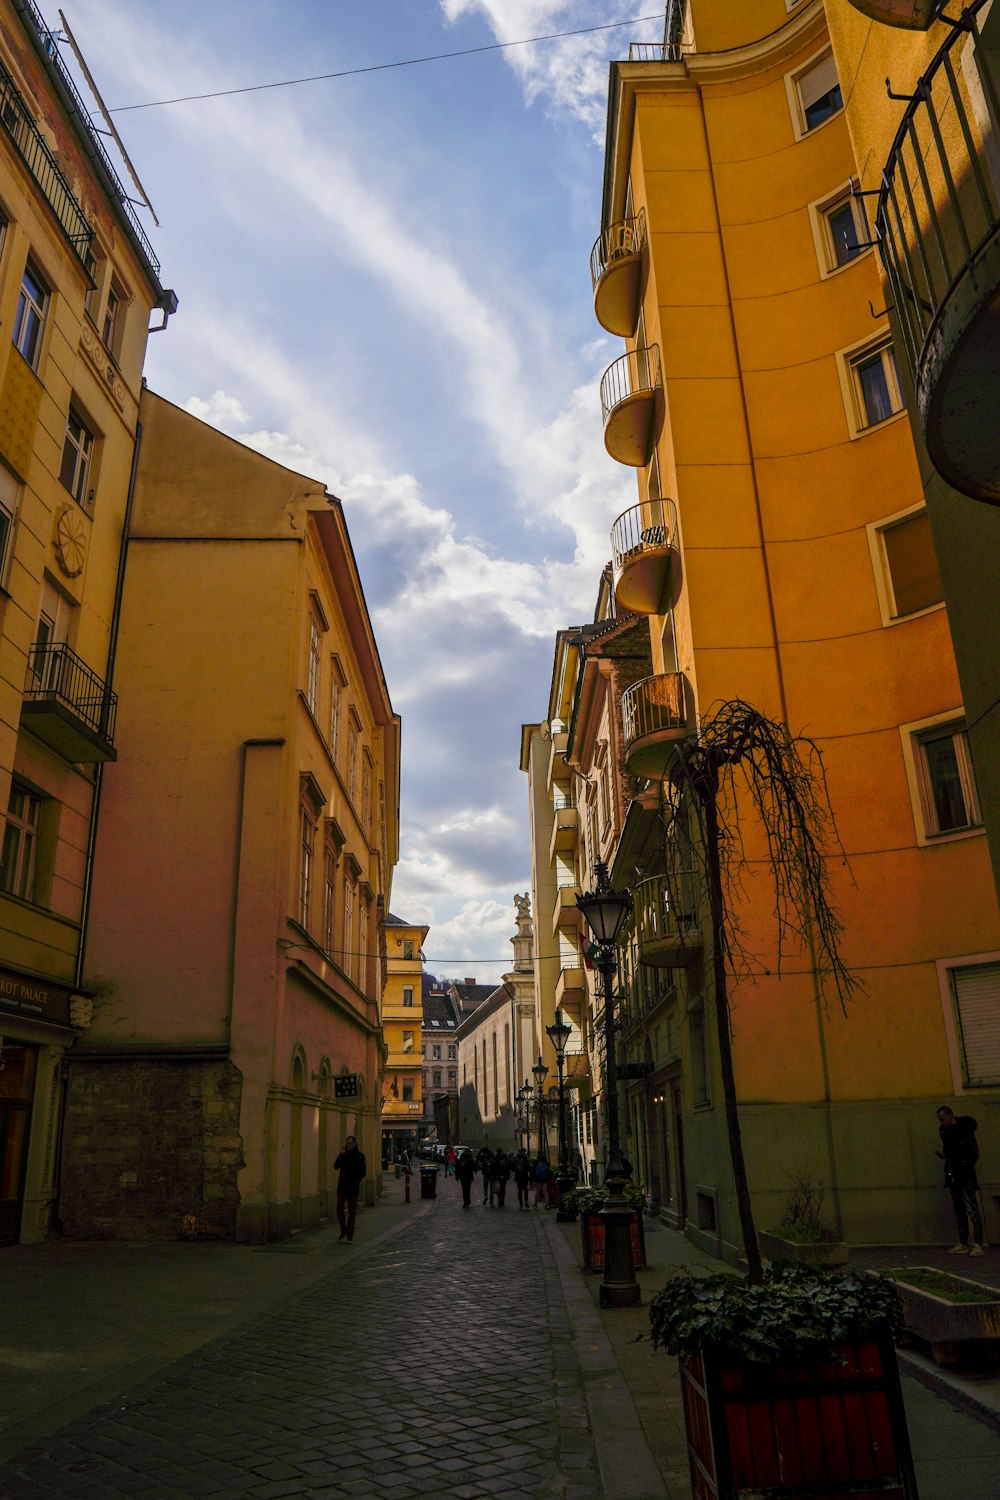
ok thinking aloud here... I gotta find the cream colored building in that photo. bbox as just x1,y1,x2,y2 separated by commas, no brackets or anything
59,389,399,1242
0,0,174,1245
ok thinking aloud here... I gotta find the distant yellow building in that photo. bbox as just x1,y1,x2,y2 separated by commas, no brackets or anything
541,0,1000,1257
381,914,427,1159
58,389,399,1242
0,0,174,1245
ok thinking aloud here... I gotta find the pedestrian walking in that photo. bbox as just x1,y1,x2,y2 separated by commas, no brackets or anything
334,1134,367,1243
455,1148,476,1208
532,1154,550,1209
936,1106,986,1255
513,1149,532,1209
446,1146,456,1177
477,1147,494,1205
490,1150,511,1207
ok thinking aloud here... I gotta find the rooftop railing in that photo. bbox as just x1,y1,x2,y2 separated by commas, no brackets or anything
0,58,92,263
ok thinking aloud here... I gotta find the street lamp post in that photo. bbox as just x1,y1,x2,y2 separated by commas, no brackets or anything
545,1008,574,1220
577,860,638,1308
517,1080,533,1152
532,1053,549,1162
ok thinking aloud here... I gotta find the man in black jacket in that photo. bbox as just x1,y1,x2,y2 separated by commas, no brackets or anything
936,1107,985,1255
334,1135,367,1243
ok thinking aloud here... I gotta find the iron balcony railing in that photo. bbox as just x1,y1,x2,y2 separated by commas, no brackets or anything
875,0,999,385
552,791,577,811
621,673,687,749
628,0,687,61
632,873,700,952
17,0,161,279
589,208,647,292
600,345,662,428
610,497,678,576
24,641,117,744
0,58,92,264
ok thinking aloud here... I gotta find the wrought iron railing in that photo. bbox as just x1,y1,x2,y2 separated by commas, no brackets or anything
628,0,688,61
610,498,678,576
16,0,161,278
0,58,92,263
552,791,577,811
600,345,662,428
621,673,687,748
589,208,647,291
24,641,117,743
632,873,700,952
875,0,999,383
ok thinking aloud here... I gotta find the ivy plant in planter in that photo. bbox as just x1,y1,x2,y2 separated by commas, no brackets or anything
649,1264,919,1498
564,1181,647,1271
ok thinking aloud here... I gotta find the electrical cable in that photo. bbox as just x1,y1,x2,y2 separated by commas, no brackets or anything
105,13,665,113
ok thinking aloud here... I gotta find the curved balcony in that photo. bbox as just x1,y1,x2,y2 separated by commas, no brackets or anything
600,346,662,467
875,0,1000,502
633,875,702,967
611,498,680,615
621,673,688,780
590,209,646,337
844,0,938,26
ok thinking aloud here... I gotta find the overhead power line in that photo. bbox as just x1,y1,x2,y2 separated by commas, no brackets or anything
107,14,665,113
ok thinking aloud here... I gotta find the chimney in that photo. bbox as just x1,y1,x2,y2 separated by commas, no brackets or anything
464,977,475,986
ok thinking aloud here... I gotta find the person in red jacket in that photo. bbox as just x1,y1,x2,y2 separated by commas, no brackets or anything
936,1107,985,1255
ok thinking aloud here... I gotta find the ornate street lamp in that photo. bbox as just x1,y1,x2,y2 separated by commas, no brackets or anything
532,1053,549,1161
517,1079,533,1152
576,859,638,1308
545,1008,574,1219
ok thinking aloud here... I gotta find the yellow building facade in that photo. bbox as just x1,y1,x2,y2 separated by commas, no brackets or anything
381,914,427,1158
0,0,173,1245
572,0,1000,1256
59,389,399,1242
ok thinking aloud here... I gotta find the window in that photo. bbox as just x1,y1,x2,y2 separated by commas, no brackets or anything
84,244,104,319
402,939,414,959
810,181,869,275
432,1070,442,1088
1,781,41,900
329,673,340,755
432,1045,442,1060
59,406,96,511
306,612,322,715
916,722,981,836
402,986,414,1007
689,1001,711,1106
949,962,1000,1086
0,463,19,585
794,50,843,133
348,725,358,803
102,274,127,359
402,1030,414,1052
448,1069,457,1087
448,1045,457,1060
402,1083,414,1103
343,876,354,979
362,757,372,836
826,199,862,267
13,261,48,370
358,900,368,994
839,336,905,436
323,847,335,951
298,807,314,927
876,508,943,620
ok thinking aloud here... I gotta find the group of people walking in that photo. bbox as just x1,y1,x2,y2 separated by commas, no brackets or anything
452,1147,555,1210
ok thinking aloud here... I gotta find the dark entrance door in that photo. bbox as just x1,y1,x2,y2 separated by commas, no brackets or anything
0,1040,38,1246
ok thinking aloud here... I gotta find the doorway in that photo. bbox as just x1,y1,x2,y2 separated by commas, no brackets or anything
0,1040,37,1246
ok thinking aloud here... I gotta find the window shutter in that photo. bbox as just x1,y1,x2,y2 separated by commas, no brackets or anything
799,52,839,110
953,962,1000,1085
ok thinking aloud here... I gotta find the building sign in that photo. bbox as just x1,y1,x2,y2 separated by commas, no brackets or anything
334,1073,359,1098
0,967,73,1027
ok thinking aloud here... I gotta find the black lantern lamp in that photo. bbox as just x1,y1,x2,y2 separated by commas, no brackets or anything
517,1079,533,1152
545,1008,574,1218
531,1053,549,1161
576,860,639,1308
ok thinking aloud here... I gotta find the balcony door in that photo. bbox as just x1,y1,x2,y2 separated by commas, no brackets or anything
29,579,71,693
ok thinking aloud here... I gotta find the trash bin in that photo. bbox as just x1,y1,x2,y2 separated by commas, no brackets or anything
420,1166,438,1200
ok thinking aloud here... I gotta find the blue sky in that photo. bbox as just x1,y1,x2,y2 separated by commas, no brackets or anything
64,0,664,982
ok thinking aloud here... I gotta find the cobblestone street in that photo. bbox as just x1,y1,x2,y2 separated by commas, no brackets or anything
0,1184,607,1500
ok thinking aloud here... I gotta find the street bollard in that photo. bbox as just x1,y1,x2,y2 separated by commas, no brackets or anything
404,1167,411,1203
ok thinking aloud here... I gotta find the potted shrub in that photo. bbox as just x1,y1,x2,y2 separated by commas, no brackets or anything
649,1263,919,1498
564,1181,647,1272
758,1173,848,1269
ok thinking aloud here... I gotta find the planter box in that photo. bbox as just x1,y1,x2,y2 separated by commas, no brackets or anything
887,1266,1000,1367
580,1208,646,1272
680,1331,918,1498
759,1229,849,1269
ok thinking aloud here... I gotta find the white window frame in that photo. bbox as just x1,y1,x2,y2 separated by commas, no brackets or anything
358,898,368,994
13,259,49,371
343,874,355,980
900,710,983,846
866,502,945,627
402,985,414,1007
298,805,315,928
59,404,96,511
937,953,1000,1092
836,332,906,439
1,779,41,900
323,844,336,952
101,273,128,360
808,179,872,278
786,46,844,141
306,612,322,715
